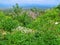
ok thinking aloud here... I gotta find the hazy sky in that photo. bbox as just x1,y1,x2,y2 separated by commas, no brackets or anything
0,0,60,8
0,0,60,5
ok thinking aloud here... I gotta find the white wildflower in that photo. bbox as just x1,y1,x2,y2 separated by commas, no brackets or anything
2,32,6,35
13,26,35,33
55,22,59,25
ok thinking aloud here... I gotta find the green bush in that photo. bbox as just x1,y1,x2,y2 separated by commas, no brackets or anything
0,12,6,29
13,3,22,15
0,11,5,20
56,4,60,10
0,29,60,45
14,12,33,27
0,6,60,45
2,17,19,31
27,9,60,30
25,9,60,45
0,30,45,45
0,12,20,31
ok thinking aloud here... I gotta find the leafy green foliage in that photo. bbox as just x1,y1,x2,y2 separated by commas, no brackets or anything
13,3,22,15
26,9,60,45
0,29,60,45
0,4,60,45
0,30,45,45
56,4,60,10
27,9,60,30
0,12,20,31
2,18,19,31
14,12,33,26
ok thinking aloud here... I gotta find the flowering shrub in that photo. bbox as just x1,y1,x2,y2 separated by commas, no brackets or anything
27,9,60,30
13,26,35,33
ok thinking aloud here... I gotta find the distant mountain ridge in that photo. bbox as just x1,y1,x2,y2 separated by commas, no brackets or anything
0,4,57,9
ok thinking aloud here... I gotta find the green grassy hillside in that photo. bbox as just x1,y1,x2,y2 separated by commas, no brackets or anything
0,4,60,45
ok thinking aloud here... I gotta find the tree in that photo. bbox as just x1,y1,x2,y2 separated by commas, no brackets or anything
13,3,22,15
56,4,60,9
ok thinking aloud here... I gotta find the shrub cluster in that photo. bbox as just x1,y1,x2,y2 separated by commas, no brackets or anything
14,12,33,27
0,29,60,45
0,4,60,45
0,12,19,31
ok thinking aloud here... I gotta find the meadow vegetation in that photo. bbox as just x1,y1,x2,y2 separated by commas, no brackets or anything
0,4,60,45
